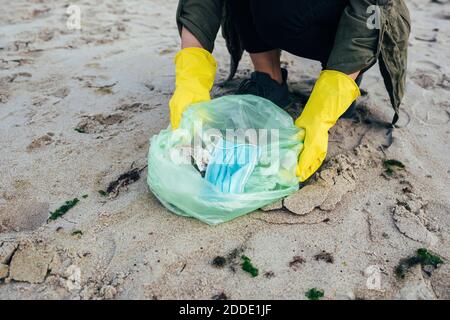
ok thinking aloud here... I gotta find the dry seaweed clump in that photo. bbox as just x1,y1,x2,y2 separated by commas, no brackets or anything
395,248,444,279
99,166,146,199
383,159,405,176
71,230,83,236
212,292,228,300
314,251,334,264
212,256,226,268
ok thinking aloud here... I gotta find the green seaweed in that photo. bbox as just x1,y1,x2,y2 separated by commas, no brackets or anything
395,248,444,279
74,127,86,133
98,190,108,197
95,86,114,94
82,194,88,199
383,159,405,176
241,255,259,277
305,288,324,300
71,230,83,236
48,198,79,221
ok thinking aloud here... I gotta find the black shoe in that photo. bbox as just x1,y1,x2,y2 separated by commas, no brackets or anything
341,74,363,119
236,68,292,109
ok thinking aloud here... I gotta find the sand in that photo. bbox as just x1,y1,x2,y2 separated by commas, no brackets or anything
0,0,449,300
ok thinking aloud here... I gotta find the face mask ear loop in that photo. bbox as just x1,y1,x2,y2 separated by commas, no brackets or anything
208,134,223,150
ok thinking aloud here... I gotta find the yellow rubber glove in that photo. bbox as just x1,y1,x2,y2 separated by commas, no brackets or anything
169,47,217,129
295,70,360,182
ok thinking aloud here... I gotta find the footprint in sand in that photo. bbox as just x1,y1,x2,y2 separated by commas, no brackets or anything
75,113,127,134
74,75,117,95
26,133,55,151
0,200,49,233
410,71,440,90
392,190,438,246
410,70,450,92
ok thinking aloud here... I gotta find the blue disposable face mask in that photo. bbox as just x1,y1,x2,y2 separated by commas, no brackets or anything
205,138,259,193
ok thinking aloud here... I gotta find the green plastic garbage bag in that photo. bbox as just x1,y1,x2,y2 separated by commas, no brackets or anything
147,95,304,225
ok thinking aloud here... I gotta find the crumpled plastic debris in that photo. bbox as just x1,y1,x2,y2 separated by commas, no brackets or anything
147,95,304,225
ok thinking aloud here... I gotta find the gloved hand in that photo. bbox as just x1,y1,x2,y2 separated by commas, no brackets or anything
295,70,360,182
169,47,217,129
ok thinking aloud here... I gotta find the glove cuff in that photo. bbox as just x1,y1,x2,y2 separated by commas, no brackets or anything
174,48,217,92
295,70,361,129
319,70,361,97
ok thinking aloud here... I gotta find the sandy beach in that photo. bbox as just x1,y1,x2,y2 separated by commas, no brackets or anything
0,0,449,299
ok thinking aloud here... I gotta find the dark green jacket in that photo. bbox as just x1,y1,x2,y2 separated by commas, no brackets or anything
176,0,411,124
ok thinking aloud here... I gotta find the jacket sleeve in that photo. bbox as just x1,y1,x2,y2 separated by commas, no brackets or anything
326,0,380,74
176,0,224,52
